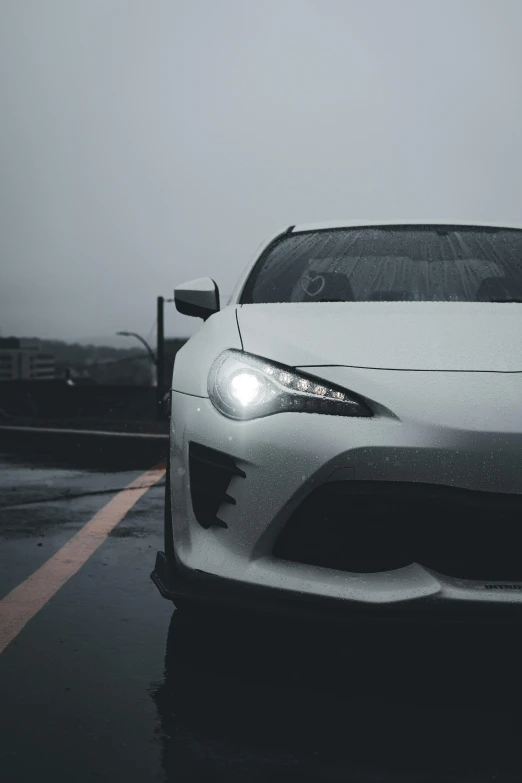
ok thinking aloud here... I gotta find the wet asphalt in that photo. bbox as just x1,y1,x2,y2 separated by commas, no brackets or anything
1,449,522,782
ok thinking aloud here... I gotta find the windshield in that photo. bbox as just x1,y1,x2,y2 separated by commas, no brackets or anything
241,225,522,303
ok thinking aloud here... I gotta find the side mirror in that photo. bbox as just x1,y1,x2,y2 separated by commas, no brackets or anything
174,277,220,320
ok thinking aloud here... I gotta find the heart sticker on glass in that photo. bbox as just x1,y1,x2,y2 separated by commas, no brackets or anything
300,273,325,297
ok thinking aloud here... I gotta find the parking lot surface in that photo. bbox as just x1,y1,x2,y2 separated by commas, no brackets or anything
1,450,522,782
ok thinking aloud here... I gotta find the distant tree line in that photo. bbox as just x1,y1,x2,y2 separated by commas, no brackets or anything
20,337,189,385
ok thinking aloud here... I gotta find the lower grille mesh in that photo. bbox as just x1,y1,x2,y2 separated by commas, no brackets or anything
273,481,522,581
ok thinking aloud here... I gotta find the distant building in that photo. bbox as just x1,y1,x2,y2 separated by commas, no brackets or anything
0,338,56,380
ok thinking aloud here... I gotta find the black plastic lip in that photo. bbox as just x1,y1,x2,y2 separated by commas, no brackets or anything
175,298,216,321
151,551,522,626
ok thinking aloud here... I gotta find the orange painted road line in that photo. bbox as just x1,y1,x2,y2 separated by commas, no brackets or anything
0,463,166,655
0,425,167,439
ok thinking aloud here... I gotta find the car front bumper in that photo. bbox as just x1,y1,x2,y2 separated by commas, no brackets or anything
155,373,522,617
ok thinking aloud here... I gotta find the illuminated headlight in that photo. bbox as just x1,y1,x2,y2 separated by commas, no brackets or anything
208,350,373,420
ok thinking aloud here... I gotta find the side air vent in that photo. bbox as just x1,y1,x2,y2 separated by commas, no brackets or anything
189,441,246,529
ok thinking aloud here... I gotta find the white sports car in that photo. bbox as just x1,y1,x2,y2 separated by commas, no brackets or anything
152,220,522,620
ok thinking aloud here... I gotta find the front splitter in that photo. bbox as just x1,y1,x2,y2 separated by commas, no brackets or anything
151,551,522,625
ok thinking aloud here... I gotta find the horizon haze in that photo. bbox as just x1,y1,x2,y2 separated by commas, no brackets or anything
2,0,522,341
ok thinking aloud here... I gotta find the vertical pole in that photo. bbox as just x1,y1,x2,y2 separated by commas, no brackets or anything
156,295,164,420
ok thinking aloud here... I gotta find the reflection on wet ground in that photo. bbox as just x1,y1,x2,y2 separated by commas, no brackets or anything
153,610,522,782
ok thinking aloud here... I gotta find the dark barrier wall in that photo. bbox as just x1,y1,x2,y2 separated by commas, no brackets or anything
0,381,157,422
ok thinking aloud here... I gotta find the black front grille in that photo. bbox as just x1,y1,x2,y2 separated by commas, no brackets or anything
273,481,522,581
189,441,246,529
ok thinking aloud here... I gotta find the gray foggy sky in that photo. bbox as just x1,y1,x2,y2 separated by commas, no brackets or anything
1,0,522,342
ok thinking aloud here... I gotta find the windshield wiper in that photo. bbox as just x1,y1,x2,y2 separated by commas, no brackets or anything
488,299,522,303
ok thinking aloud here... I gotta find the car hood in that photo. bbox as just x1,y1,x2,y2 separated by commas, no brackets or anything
236,302,522,371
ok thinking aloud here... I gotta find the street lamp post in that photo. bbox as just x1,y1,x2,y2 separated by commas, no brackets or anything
117,295,174,421
155,296,175,420
116,330,158,395
116,331,157,367
156,296,164,419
